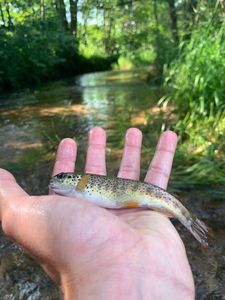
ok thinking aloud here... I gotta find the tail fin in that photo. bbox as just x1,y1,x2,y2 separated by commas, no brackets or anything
189,217,212,247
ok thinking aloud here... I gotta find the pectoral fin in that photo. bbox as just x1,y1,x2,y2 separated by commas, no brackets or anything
123,200,140,208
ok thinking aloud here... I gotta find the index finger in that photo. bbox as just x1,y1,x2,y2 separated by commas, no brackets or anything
52,138,77,176
144,131,177,189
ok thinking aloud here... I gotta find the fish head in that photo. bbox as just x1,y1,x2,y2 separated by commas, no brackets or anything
49,172,81,196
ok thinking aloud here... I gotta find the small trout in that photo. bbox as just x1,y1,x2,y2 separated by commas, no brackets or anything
49,172,210,247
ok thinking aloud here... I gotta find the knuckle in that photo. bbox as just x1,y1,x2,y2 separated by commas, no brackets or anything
88,144,105,151
121,164,138,173
85,164,106,175
149,165,169,178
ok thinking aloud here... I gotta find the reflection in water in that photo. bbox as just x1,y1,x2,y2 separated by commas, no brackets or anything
0,70,224,299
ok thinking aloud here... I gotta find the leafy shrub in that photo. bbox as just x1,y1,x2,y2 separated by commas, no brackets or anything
160,20,225,185
0,18,114,91
163,21,225,119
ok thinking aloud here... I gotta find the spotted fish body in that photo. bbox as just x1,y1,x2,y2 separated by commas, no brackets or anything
49,172,210,247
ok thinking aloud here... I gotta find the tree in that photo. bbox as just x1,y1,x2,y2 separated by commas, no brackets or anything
55,0,68,30
69,0,78,36
184,0,198,39
0,4,6,28
167,0,179,44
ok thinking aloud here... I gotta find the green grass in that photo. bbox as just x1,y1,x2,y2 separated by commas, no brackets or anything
158,20,225,186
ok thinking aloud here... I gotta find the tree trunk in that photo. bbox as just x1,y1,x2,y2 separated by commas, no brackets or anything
0,5,6,28
184,0,198,40
104,11,114,55
167,0,179,45
187,0,198,18
40,0,45,20
69,0,78,36
4,1,13,29
55,0,69,31
152,0,162,81
153,0,159,32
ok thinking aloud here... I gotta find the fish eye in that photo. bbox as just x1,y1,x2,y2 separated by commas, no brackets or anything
57,172,64,179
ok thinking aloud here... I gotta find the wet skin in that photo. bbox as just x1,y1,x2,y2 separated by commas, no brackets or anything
0,127,194,300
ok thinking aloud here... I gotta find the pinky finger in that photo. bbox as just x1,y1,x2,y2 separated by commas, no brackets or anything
144,131,177,189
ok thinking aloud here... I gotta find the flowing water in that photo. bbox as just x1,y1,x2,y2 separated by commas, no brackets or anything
0,70,224,299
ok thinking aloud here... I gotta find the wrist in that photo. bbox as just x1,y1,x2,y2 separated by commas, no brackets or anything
62,262,142,300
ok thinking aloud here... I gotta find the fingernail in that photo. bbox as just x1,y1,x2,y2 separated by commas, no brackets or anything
89,127,106,146
125,128,142,146
158,131,177,151
58,139,76,158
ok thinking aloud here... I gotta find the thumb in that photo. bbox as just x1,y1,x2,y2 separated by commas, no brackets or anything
0,169,54,264
0,168,28,220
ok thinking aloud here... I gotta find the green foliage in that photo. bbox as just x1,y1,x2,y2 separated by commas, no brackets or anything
78,0,177,73
0,17,115,90
163,21,225,119
160,12,225,185
0,18,77,89
171,114,225,185
112,49,155,70
113,55,135,70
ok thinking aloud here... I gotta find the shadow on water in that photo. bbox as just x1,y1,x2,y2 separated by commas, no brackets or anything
0,69,224,299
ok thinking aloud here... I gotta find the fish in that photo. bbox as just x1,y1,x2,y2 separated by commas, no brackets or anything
49,172,211,247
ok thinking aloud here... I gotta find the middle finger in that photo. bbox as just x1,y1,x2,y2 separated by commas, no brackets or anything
118,128,142,180
85,127,107,175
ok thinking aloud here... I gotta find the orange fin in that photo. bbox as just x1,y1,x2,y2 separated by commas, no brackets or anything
123,200,140,208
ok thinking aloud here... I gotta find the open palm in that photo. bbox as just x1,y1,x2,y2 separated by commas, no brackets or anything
0,127,194,299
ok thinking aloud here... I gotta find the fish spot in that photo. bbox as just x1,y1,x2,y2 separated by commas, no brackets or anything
123,200,139,208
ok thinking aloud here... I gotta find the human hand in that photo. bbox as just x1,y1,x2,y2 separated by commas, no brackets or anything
0,127,194,299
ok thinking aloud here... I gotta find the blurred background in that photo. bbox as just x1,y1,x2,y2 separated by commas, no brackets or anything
0,0,225,299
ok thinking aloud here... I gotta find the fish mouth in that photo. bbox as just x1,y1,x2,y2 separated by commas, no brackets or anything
49,179,64,192
49,180,74,196
49,177,57,187
49,181,61,193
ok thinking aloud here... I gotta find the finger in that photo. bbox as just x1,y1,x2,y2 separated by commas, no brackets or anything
0,168,28,220
52,138,77,176
85,127,107,175
144,130,177,189
118,128,142,180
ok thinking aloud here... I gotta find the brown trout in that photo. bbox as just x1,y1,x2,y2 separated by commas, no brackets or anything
49,172,211,247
